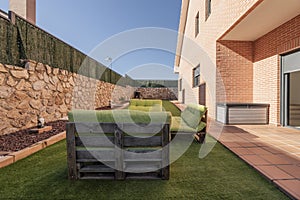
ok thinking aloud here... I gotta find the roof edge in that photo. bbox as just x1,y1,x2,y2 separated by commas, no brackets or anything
174,0,190,68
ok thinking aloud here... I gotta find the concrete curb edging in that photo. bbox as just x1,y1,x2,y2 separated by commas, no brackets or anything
0,131,66,169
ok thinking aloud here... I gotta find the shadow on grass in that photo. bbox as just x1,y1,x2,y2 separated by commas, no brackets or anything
0,138,288,200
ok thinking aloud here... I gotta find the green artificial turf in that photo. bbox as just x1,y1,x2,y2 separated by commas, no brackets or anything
0,139,288,200
162,100,181,117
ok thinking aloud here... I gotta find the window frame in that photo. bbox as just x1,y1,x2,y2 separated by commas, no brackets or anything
193,65,200,88
179,78,182,91
195,11,200,37
206,0,212,21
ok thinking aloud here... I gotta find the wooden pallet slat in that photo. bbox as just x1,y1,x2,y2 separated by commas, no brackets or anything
66,123,77,180
67,122,170,180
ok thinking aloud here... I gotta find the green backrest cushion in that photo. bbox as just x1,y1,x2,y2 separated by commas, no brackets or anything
128,99,162,112
181,104,207,128
68,109,171,124
170,116,206,132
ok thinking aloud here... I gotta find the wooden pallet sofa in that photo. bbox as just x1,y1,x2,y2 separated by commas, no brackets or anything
170,104,208,143
128,100,208,143
67,109,171,180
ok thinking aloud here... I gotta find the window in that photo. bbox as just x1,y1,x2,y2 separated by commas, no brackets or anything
193,65,200,87
206,0,212,20
179,78,182,91
195,12,200,37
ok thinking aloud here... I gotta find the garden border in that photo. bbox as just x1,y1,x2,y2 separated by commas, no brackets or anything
0,131,66,168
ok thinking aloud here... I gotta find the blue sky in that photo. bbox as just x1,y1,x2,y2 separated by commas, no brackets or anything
0,0,181,80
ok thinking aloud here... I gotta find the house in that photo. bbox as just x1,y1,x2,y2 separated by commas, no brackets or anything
175,0,300,127
9,0,36,24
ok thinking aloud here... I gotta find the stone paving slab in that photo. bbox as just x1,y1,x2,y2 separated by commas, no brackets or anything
240,155,271,166
172,103,300,199
259,154,293,165
209,124,300,200
253,165,294,180
274,180,300,200
277,165,300,179
230,147,255,155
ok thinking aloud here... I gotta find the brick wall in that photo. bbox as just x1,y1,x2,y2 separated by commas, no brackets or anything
253,56,280,125
216,40,254,103
178,0,300,125
254,15,300,62
215,14,300,125
252,14,300,125
177,0,259,117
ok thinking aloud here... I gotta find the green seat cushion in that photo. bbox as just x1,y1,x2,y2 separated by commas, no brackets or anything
170,117,206,133
181,104,207,129
128,105,162,112
68,109,171,124
128,99,162,112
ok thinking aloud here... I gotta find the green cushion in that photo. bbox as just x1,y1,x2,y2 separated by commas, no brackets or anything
128,99,162,112
128,105,162,112
68,109,171,124
181,104,207,128
170,116,206,133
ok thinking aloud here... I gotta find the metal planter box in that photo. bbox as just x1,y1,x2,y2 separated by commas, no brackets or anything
217,103,270,125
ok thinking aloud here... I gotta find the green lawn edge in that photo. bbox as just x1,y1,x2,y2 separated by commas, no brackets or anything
0,138,288,200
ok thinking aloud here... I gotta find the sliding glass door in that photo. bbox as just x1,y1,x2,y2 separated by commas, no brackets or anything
281,50,300,128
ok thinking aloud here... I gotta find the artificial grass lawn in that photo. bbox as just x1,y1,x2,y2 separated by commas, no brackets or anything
0,138,288,200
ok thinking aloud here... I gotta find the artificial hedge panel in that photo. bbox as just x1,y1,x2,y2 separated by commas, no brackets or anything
0,16,20,66
0,14,137,85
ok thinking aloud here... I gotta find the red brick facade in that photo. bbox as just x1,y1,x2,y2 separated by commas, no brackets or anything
216,14,300,125
176,0,300,125
216,41,254,103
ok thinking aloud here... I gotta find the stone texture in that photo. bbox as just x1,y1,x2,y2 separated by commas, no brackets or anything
6,76,18,87
7,110,21,119
0,86,14,99
37,73,44,80
35,63,45,72
14,91,28,100
28,91,41,100
53,68,59,75
43,72,50,83
10,70,29,79
33,80,45,91
17,100,30,110
16,80,31,91
41,90,51,99
57,83,64,93
0,62,136,135
0,64,8,73
45,65,52,74
0,101,14,111
50,76,59,86
42,99,48,106
46,107,55,114
29,99,43,110
25,61,36,71
135,87,178,100
0,73,6,85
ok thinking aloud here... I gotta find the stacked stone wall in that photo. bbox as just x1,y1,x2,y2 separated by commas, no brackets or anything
0,60,134,135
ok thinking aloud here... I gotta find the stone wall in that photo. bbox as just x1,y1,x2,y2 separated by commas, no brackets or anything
136,87,178,100
0,60,134,135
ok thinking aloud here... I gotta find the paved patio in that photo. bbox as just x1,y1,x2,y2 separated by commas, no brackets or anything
209,122,300,199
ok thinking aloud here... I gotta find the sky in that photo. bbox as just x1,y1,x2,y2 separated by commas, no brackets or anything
0,0,181,80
